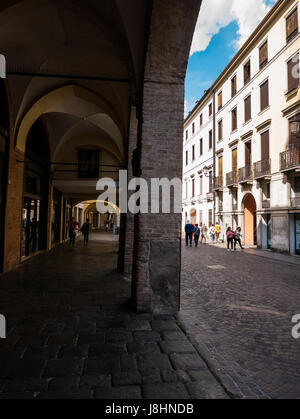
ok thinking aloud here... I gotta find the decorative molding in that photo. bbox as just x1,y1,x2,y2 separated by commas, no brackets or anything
282,99,300,118
256,119,272,132
228,139,239,148
241,130,253,140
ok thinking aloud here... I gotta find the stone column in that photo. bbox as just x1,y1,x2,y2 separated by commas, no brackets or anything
133,0,201,314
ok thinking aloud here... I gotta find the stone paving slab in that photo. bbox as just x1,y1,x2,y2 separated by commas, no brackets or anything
0,234,229,399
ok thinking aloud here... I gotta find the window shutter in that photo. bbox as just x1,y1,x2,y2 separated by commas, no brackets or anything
286,8,298,41
200,138,203,156
218,92,223,110
259,41,268,69
232,108,237,131
244,60,251,84
200,114,203,126
261,131,270,161
209,130,213,149
244,95,251,122
245,142,252,166
209,104,212,116
218,156,223,177
218,120,223,141
231,76,237,97
232,148,238,172
288,54,299,92
260,80,269,111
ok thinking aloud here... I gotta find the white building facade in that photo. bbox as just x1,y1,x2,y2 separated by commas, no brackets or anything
183,0,300,255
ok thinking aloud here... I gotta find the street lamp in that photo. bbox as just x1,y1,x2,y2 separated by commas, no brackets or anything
290,120,300,137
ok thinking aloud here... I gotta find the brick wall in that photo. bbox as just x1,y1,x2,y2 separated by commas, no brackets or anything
133,0,201,314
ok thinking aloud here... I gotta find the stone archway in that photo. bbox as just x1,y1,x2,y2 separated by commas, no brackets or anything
243,194,257,246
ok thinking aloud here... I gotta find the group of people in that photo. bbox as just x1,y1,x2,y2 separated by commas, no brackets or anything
68,218,91,246
185,221,244,252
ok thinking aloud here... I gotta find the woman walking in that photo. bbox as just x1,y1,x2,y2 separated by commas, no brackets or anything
234,227,244,251
226,227,234,252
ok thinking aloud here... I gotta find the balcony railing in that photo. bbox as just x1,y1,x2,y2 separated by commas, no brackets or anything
226,171,238,187
253,159,271,179
291,197,300,208
214,176,223,190
262,199,271,209
238,166,253,184
280,145,300,171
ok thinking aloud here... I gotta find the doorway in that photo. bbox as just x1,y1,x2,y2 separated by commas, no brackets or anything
243,194,257,246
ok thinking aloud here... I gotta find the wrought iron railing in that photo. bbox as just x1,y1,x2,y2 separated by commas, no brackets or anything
226,171,238,187
238,165,253,183
280,145,300,171
214,176,223,190
291,197,300,208
262,199,271,209
253,159,271,179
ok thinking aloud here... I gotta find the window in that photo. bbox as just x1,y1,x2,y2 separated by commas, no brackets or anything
232,148,238,172
200,138,203,156
186,151,188,166
185,182,188,199
286,8,298,43
209,130,213,150
261,130,270,161
185,130,188,141
231,75,237,97
192,178,195,198
218,91,223,111
200,114,203,126
192,145,195,161
244,60,251,85
209,172,213,193
199,175,203,196
218,120,223,142
232,107,237,131
260,80,269,111
259,41,268,70
192,123,195,135
244,95,251,122
287,53,300,92
209,103,213,117
78,149,99,179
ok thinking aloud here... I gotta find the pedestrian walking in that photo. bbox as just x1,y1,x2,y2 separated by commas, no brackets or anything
234,227,244,251
81,219,91,245
185,220,194,248
209,224,216,244
201,223,207,244
215,223,221,243
69,217,79,246
226,227,234,252
194,224,201,248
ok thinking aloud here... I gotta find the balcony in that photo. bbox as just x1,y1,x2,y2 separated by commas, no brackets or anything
214,176,223,191
226,171,238,187
253,159,271,180
238,166,253,184
232,202,238,212
262,199,271,209
218,202,223,212
291,197,300,208
280,145,300,172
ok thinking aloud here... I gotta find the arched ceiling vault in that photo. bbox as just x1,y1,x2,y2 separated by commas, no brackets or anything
0,0,149,163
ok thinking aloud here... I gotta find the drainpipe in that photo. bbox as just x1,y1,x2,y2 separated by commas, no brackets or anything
212,88,216,225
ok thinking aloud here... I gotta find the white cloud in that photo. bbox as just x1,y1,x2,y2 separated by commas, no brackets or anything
190,0,276,56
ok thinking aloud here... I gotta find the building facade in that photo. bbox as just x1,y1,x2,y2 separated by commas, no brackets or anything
183,0,300,255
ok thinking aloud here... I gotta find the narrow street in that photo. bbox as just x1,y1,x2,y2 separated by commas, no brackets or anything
180,244,300,399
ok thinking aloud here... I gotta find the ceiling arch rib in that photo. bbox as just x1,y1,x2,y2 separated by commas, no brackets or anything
15,85,124,156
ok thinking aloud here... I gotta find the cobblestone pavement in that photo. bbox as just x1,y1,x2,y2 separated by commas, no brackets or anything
0,233,228,399
179,244,300,399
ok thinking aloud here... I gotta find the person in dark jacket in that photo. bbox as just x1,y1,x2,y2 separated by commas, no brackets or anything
81,219,91,245
194,224,201,248
185,221,195,247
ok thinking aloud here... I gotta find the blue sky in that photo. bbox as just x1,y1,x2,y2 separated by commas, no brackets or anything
185,0,276,115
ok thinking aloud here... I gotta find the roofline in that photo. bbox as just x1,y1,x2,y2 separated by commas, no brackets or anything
184,0,292,128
